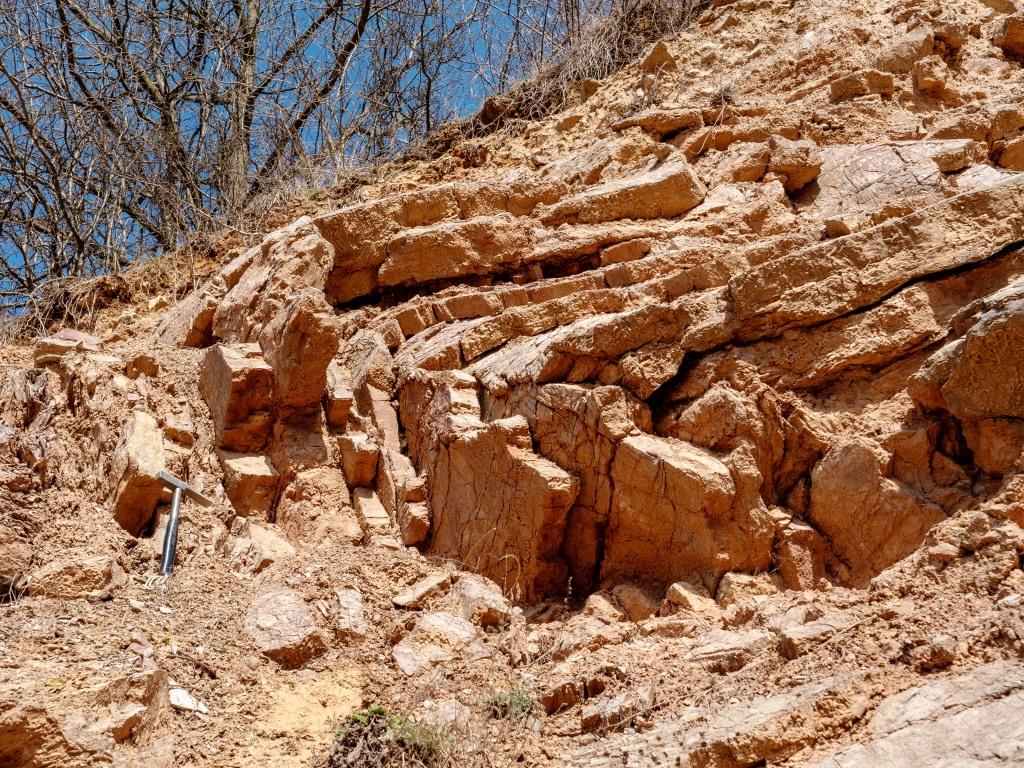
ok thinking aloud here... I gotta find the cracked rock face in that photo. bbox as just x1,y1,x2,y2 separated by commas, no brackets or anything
151,92,1024,602
7,0,1024,765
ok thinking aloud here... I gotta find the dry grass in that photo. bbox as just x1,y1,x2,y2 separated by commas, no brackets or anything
0,245,217,344
483,685,536,721
0,161,384,345
0,0,711,342
421,0,712,157
710,81,737,106
325,706,453,768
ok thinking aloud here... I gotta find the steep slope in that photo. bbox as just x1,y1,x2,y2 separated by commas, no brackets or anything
3,0,1024,766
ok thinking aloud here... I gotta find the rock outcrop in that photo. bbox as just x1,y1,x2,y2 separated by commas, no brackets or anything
152,90,1024,600
5,0,1024,765
110,411,166,536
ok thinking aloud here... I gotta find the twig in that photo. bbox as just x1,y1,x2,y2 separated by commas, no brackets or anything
169,650,218,679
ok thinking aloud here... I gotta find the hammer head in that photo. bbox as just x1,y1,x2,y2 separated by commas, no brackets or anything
157,471,214,507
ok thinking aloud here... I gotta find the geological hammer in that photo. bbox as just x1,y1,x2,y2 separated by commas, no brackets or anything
157,471,213,575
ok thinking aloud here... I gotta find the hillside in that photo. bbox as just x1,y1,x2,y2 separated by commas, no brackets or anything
3,0,1024,766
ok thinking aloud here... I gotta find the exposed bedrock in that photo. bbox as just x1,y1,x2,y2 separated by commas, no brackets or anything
148,120,1024,600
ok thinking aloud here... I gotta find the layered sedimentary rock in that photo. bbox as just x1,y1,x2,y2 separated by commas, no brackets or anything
152,132,1024,600
7,1,1024,765
141,0,1024,608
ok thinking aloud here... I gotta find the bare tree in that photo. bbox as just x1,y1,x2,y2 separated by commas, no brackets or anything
0,0,704,317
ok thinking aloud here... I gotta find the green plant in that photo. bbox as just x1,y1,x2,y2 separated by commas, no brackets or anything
329,705,450,767
483,685,535,720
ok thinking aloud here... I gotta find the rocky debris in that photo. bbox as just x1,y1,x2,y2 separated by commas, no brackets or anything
162,409,196,446
722,142,771,183
220,453,279,517
775,518,830,589
577,674,867,766
927,541,963,563
767,135,822,192
168,683,208,714
246,524,297,572
450,574,512,626
391,611,485,676
110,411,166,536
911,634,957,672
779,616,852,659
610,583,659,621
685,627,773,673
91,669,169,744
29,554,126,600
335,587,367,640
33,329,104,367
418,698,472,734
126,629,157,672
199,344,274,452
874,26,933,73
0,524,32,595
583,591,628,623
581,685,655,733
393,572,451,609
244,586,328,668
665,580,721,618
830,69,895,102
811,663,1024,767
126,353,159,380
337,432,379,487
994,12,1024,58
913,56,947,97
715,572,781,607
542,681,582,715
640,40,676,73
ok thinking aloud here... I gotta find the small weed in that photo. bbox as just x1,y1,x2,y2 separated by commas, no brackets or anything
329,705,450,767
710,82,736,106
483,685,535,720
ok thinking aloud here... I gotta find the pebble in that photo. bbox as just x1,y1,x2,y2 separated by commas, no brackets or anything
997,594,1022,609
169,683,209,714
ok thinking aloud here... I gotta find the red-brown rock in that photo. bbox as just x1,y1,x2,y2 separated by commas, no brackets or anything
244,586,328,668
110,411,166,536
199,344,274,452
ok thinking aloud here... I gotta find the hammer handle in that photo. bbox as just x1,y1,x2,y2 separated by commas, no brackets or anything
159,486,183,575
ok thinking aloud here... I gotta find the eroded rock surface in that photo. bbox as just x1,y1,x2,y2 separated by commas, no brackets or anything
5,0,1024,765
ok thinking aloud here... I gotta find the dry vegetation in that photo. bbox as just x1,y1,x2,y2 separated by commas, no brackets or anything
0,0,711,341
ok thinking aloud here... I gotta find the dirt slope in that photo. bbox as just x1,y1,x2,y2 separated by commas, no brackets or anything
3,0,1024,766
